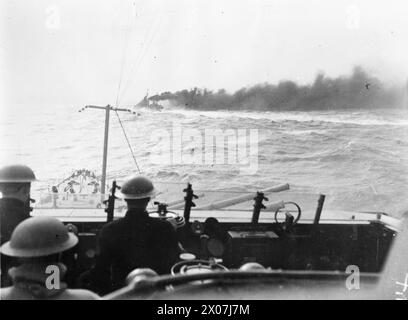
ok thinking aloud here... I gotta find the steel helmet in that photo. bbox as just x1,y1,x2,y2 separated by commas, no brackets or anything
0,164,38,183
120,175,157,200
0,217,78,258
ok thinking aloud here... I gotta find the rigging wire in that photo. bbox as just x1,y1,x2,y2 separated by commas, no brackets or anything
112,2,162,174
114,109,142,174
117,14,162,107
115,7,135,107
112,2,143,174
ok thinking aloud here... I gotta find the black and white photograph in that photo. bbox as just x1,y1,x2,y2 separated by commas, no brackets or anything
0,0,408,303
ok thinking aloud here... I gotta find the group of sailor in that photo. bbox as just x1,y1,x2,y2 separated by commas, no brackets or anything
0,164,179,300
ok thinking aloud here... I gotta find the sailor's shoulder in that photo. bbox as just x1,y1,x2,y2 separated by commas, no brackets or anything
58,289,100,300
99,218,126,236
0,286,37,300
147,216,175,232
0,286,13,300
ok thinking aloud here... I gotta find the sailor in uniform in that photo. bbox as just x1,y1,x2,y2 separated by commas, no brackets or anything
0,164,37,287
0,216,99,300
89,175,179,294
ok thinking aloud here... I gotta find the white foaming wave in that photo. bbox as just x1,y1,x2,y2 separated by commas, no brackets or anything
162,107,408,126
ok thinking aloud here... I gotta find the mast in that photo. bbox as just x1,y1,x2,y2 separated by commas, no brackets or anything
79,105,137,196
102,105,111,194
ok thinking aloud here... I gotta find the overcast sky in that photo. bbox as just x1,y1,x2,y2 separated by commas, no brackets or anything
1,0,408,108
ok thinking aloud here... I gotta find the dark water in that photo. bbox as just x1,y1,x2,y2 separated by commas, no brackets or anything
1,105,407,216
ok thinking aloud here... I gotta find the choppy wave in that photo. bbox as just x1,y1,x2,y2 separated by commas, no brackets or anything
164,108,408,126
2,104,408,216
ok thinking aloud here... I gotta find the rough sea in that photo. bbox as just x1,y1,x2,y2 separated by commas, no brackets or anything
1,104,407,217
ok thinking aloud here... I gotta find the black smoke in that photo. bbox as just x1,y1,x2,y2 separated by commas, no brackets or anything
147,67,406,111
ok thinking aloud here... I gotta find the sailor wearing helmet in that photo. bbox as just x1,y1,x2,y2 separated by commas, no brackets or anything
0,216,99,300
0,164,38,287
89,175,179,294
